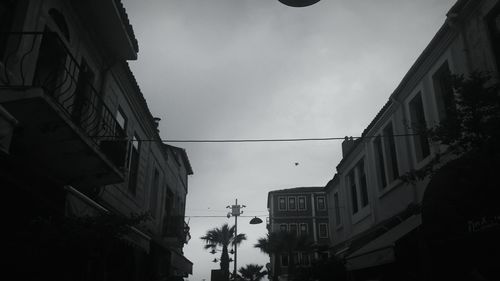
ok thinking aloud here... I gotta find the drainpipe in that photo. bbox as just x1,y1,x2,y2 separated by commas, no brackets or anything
311,194,318,260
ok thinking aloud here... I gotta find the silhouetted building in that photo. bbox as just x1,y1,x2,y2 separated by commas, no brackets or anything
325,0,499,280
267,187,330,280
1,1,192,280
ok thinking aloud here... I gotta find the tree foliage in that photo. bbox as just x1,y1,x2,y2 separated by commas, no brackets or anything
401,71,500,183
238,264,267,281
201,223,247,281
254,231,313,281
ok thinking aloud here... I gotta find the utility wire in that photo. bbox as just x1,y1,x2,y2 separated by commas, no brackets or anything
185,215,267,218
121,133,420,143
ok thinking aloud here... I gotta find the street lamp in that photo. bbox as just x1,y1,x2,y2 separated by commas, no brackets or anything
226,199,264,281
278,0,321,7
249,216,263,224
227,199,245,280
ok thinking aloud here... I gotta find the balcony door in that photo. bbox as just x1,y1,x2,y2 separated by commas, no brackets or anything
72,58,95,128
0,0,17,58
34,27,67,95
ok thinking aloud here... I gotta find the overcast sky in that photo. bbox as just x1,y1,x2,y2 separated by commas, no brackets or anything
121,1,456,280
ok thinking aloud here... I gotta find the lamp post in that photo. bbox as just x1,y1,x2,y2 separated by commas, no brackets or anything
226,200,264,281
227,199,245,280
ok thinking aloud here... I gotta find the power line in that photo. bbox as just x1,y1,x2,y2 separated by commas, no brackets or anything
122,133,420,143
185,215,267,218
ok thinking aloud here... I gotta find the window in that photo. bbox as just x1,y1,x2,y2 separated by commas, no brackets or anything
383,124,399,181
299,223,308,235
348,170,358,214
288,196,296,210
409,93,431,162
35,27,67,93
116,107,127,135
374,123,400,190
374,136,387,188
293,253,299,266
317,196,326,211
149,168,160,218
319,223,328,238
49,8,70,41
298,196,306,210
289,223,298,235
487,4,500,70
72,58,95,124
278,197,286,211
0,0,18,56
348,159,369,214
127,134,140,195
281,255,289,267
279,224,288,232
358,161,369,207
433,62,455,122
300,253,310,266
334,192,341,226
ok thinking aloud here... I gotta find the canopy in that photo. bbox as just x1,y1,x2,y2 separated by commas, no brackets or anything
345,214,421,270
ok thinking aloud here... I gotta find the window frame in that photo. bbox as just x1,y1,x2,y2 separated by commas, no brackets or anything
319,223,329,238
289,223,298,236
407,91,431,164
127,134,141,195
347,157,371,221
486,4,500,71
373,121,400,191
278,196,287,211
300,252,310,266
149,166,161,218
288,196,297,211
281,255,289,267
298,196,306,210
279,224,288,233
333,191,342,227
116,107,127,132
299,223,308,235
317,196,326,211
432,61,456,122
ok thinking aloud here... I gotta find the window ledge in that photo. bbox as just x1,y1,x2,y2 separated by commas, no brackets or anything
351,206,370,224
377,179,404,199
414,153,433,170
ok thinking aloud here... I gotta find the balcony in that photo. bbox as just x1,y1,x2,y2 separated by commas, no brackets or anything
162,215,191,246
0,32,126,188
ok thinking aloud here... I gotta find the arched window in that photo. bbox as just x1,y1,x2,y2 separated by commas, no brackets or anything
48,8,70,41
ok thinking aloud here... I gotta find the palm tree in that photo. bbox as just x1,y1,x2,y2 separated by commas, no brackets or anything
254,231,312,281
201,223,247,281
238,264,267,281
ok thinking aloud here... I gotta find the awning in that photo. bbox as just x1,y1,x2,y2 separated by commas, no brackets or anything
345,214,422,270
170,249,193,277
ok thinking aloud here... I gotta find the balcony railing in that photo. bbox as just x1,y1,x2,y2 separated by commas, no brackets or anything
0,32,126,166
163,215,190,244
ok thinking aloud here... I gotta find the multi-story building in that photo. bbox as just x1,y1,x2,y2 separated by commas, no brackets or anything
267,187,330,280
325,0,499,280
1,1,193,280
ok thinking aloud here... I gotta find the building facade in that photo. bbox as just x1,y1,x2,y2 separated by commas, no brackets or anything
1,1,193,280
267,187,330,280
325,0,499,280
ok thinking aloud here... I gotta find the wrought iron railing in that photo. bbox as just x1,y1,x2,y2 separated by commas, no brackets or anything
163,215,190,244
0,32,126,166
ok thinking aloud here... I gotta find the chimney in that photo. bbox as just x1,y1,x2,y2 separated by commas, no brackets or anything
341,136,355,157
153,117,161,133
